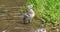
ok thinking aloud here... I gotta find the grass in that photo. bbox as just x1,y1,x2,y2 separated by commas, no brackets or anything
26,0,60,32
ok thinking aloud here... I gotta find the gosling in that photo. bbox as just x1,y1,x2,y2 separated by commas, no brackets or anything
23,4,35,24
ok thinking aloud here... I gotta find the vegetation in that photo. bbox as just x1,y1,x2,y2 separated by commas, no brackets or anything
26,0,60,32
26,0,60,24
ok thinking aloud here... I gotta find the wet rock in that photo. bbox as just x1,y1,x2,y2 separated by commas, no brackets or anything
35,28,47,32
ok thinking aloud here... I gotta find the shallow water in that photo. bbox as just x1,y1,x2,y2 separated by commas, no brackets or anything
0,0,47,32
0,0,35,32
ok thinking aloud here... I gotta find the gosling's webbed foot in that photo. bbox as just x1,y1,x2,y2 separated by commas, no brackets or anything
23,20,30,24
